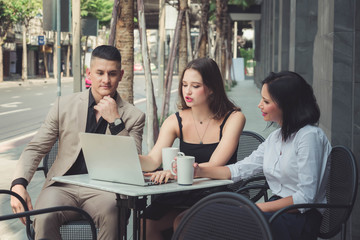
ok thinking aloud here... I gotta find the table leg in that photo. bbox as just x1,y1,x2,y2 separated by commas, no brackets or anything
128,196,147,240
116,195,148,240
142,201,146,240
116,194,128,240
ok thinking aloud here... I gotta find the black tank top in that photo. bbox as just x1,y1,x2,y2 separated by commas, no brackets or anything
175,110,238,164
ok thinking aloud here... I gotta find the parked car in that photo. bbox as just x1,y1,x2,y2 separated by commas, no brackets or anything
85,77,91,89
134,63,143,71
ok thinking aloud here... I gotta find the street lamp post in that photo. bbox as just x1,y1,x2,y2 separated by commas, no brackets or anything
56,0,61,96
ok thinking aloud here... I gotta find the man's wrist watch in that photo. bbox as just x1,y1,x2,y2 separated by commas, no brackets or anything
109,118,123,127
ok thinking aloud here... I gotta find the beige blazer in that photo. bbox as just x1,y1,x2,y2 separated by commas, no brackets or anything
13,90,145,189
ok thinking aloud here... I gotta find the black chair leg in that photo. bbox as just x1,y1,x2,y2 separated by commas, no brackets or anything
162,228,173,240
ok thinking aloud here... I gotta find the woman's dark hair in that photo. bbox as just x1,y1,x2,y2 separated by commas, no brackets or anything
262,71,320,141
91,45,122,63
178,58,240,119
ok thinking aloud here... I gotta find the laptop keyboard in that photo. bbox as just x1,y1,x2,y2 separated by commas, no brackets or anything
144,176,175,185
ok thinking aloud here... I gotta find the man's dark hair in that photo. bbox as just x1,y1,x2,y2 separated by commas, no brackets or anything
262,71,320,141
91,45,121,63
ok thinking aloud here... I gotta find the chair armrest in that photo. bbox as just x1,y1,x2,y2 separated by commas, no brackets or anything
227,174,267,191
0,190,97,240
236,184,270,193
0,189,33,239
36,166,45,172
236,184,270,202
268,203,351,224
235,175,270,202
240,175,267,186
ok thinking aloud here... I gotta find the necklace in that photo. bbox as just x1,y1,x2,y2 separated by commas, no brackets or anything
192,111,212,144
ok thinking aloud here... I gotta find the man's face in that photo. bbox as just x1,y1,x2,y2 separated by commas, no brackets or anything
87,57,123,102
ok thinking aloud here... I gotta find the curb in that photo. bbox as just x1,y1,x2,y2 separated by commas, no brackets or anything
0,77,73,88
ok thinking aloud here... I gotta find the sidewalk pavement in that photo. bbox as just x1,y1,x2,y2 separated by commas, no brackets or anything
0,75,275,239
0,77,74,89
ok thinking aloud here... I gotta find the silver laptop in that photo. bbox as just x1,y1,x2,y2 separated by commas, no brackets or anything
79,132,155,186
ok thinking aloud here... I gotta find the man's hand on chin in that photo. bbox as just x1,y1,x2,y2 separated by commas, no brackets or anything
94,95,120,123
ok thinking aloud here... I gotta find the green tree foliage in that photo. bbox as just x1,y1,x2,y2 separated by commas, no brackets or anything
81,0,113,27
14,0,42,26
240,48,254,66
0,0,19,40
229,0,258,8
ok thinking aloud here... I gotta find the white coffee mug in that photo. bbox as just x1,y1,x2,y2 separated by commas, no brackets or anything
162,147,184,171
170,155,195,185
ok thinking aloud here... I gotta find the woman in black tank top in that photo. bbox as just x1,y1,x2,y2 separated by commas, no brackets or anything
139,58,246,240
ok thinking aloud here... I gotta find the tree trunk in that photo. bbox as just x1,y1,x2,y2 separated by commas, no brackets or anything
83,36,89,77
220,1,228,83
0,43,3,82
72,0,82,92
215,0,226,79
157,0,166,97
215,0,222,68
66,33,71,77
137,0,159,149
22,25,28,81
108,0,119,46
44,49,49,79
178,0,188,78
208,24,215,59
53,31,58,79
197,0,209,58
226,15,233,88
115,0,134,103
160,9,184,123
185,10,192,62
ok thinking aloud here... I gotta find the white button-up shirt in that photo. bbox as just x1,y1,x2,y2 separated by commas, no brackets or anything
227,125,331,212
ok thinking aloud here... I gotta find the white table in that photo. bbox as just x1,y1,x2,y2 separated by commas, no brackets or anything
52,174,233,240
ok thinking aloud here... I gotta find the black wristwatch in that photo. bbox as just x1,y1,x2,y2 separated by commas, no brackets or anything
109,118,123,127
109,118,125,134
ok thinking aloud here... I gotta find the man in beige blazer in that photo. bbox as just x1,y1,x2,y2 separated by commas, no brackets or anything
10,45,145,239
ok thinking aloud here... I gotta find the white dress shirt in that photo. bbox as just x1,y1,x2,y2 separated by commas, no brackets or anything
227,125,331,212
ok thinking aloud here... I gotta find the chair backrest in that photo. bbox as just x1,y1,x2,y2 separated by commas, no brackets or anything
42,140,58,177
228,131,267,200
319,145,358,239
237,130,265,161
39,140,98,239
172,192,273,240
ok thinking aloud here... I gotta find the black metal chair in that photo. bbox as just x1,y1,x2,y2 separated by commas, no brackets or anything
0,189,97,240
161,131,267,239
172,192,273,240
269,145,358,240
236,130,265,160
227,130,269,202
35,140,98,240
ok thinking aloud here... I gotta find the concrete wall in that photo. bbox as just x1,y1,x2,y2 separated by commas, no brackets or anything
254,0,360,239
314,1,359,237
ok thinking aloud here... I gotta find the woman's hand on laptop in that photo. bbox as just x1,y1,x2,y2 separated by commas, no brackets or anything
144,170,174,184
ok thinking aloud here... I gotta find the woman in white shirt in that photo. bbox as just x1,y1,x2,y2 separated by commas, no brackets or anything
175,71,332,240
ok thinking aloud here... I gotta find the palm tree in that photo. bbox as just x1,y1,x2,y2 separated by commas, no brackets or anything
160,8,184,123
137,0,159,148
197,0,210,58
178,0,188,78
115,0,134,103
